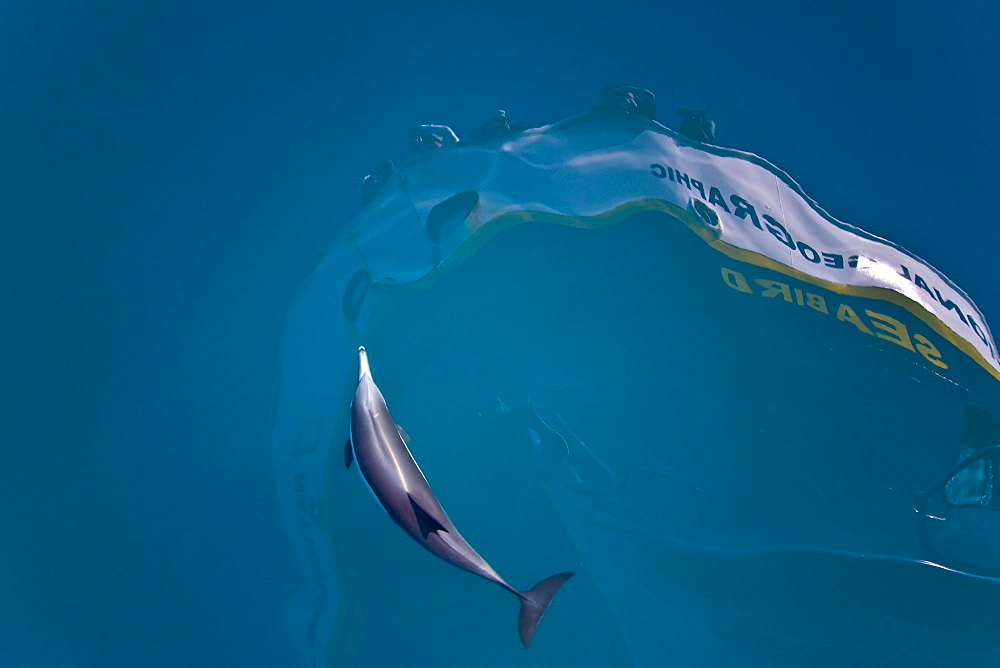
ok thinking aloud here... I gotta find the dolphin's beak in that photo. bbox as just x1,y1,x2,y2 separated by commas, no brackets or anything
358,346,371,380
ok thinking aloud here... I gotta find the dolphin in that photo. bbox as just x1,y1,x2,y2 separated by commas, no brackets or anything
345,346,574,647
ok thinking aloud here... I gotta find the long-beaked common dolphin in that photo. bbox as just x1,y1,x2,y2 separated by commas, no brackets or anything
346,346,574,648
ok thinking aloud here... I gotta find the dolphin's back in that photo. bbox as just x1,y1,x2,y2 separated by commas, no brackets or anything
351,375,452,536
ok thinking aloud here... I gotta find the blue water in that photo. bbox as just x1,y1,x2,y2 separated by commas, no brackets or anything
5,3,1000,666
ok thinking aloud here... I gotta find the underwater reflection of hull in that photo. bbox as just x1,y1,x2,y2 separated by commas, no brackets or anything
273,112,1000,665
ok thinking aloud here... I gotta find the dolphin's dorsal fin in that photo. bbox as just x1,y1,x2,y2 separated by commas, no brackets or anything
396,424,411,443
344,437,354,469
408,494,448,537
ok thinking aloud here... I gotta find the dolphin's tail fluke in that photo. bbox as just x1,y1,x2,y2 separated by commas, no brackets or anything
517,571,574,648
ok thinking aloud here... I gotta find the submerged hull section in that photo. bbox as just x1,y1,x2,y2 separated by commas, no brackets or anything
272,112,1000,665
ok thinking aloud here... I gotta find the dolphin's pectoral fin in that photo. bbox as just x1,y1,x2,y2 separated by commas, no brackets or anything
344,437,354,469
408,494,449,538
396,424,411,443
